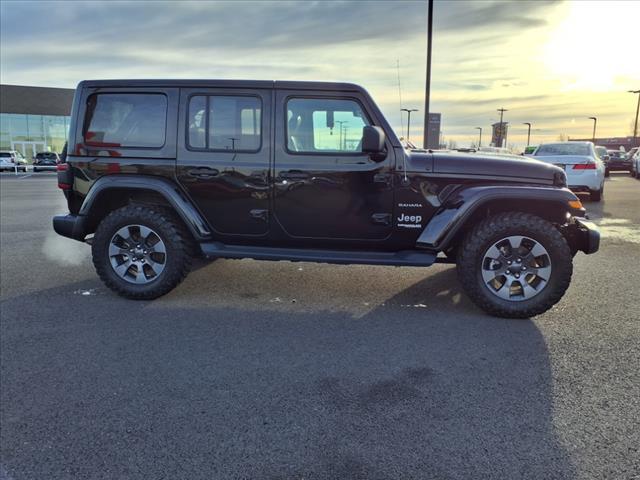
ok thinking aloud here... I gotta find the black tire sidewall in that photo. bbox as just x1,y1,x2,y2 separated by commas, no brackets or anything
458,213,573,318
92,206,190,298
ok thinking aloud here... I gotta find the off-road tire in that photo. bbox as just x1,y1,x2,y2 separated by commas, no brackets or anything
457,212,573,318
92,204,194,299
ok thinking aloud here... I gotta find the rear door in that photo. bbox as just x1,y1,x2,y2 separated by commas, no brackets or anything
176,88,271,237
272,90,394,243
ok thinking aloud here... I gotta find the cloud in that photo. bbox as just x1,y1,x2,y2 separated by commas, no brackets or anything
1,0,636,149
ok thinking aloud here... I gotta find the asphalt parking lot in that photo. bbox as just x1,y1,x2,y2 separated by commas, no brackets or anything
1,172,639,480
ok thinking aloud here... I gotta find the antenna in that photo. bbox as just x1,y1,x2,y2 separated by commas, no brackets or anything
397,58,404,135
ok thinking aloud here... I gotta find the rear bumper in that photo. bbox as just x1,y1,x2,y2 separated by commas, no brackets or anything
53,214,86,241
607,163,632,171
571,218,600,255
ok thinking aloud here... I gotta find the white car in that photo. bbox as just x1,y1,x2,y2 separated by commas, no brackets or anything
0,151,28,172
532,142,605,201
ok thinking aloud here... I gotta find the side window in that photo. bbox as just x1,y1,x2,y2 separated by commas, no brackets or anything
83,93,167,148
286,98,370,154
187,95,261,152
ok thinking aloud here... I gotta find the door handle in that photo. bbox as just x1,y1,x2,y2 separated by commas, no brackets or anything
188,167,219,179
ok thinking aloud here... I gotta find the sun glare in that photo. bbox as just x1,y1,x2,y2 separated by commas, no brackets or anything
542,1,640,91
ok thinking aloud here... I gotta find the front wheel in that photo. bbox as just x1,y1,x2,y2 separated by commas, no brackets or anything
92,205,194,299
456,212,573,318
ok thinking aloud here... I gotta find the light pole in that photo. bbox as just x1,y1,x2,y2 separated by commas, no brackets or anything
588,116,597,144
422,0,434,149
629,90,640,144
497,108,508,147
475,127,482,147
401,108,418,142
523,122,532,146
336,120,347,150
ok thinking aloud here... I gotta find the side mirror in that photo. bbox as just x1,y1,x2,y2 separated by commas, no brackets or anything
362,126,386,154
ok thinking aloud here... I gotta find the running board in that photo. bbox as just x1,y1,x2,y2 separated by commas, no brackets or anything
199,242,437,267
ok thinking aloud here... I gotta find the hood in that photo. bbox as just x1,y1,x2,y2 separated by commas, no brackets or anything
407,150,564,184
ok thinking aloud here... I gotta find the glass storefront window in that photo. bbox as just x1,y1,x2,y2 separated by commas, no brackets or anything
0,113,70,154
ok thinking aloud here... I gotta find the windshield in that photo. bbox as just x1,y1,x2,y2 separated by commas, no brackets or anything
0,152,11,158
535,144,591,156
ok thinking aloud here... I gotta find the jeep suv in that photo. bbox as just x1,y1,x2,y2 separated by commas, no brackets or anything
53,80,599,318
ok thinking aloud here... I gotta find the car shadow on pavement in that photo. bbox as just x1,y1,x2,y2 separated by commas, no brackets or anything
1,269,575,480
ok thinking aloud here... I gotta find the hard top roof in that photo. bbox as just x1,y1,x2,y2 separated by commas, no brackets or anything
79,79,364,91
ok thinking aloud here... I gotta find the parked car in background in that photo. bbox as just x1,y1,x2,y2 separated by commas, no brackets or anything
533,142,605,201
631,148,640,179
625,147,638,177
594,146,610,176
33,152,61,172
0,151,28,172
606,149,632,173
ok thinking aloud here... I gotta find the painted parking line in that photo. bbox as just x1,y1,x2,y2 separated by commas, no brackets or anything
18,174,32,179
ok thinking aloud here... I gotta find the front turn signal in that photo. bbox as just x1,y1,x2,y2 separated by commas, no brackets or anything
568,199,583,210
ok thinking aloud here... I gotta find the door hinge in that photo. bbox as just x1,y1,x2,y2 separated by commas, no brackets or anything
373,173,392,186
371,213,392,226
250,209,269,222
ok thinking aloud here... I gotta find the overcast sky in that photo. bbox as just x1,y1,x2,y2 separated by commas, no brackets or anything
1,0,638,148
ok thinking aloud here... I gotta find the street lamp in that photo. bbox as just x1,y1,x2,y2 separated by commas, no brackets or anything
474,127,482,147
588,116,597,144
523,122,532,146
629,90,640,144
401,108,418,142
335,120,347,150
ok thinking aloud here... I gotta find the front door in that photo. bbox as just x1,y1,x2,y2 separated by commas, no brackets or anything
176,88,271,238
273,92,394,244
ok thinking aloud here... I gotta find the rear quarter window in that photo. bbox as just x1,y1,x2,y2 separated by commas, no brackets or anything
83,93,167,148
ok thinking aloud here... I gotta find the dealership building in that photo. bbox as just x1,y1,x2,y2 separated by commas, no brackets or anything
0,84,74,159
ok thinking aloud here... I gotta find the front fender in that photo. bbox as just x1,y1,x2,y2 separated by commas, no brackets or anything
79,175,211,239
416,185,584,251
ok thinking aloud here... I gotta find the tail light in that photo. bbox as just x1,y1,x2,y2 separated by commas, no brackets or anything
56,163,72,190
572,163,596,170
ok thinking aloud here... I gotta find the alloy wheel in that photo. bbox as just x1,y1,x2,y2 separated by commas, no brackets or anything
481,235,552,301
108,224,167,284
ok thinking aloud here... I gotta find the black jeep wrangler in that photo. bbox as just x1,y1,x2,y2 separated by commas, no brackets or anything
53,80,599,318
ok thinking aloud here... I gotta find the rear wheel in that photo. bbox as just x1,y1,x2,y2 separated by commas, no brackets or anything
590,185,603,202
92,205,194,299
605,168,610,177
457,212,573,318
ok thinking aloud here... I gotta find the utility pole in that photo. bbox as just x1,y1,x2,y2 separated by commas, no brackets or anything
336,120,347,150
630,89,640,144
401,108,418,142
497,108,508,147
588,116,597,144
475,127,482,147
523,122,532,146
422,0,434,149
